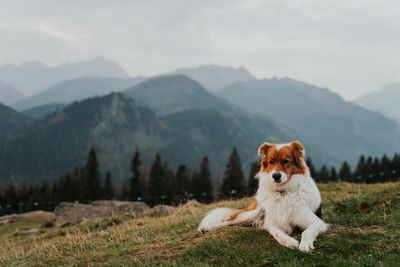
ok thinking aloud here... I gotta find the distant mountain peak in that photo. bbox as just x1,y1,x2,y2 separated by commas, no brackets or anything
0,80,24,105
355,82,400,122
169,64,256,92
0,57,131,96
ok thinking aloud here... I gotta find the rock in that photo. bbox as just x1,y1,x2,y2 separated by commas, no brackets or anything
148,205,176,216
0,214,19,225
20,228,39,234
0,210,54,225
53,200,149,226
185,199,201,206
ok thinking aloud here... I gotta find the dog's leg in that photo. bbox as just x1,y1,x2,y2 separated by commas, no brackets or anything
198,201,259,232
198,208,233,232
265,226,299,249
294,207,329,253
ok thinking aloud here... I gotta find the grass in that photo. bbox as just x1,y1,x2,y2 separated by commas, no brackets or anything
0,182,399,266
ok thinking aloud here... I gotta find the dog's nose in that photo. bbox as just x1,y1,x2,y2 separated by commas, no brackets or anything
272,173,281,182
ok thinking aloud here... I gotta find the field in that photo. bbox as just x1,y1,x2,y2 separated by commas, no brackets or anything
0,182,399,266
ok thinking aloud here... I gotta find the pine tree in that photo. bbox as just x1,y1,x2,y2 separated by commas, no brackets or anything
192,156,213,202
339,161,352,182
129,150,145,201
63,173,74,201
319,165,329,183
329,167,337,182
247,160,260,195
380,154,392,182
365,156,374,183
163,162,175,203
38,181,51,210
391,153,400,181
148,153,166,203
81,148,101,201
175,164,191,197
306,157,317,178
372,157,381,183
354,155,367,183
220,147,246,198
4,182,18,213
102,171,114,200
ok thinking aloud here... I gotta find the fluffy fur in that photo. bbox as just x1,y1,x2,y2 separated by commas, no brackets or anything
198,141,329,253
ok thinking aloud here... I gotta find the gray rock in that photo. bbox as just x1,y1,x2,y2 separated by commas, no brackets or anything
20,228,39,234
0,211,54,225
149,205,176,216
185,199,201,206
53,200,149,226
0,214,19,225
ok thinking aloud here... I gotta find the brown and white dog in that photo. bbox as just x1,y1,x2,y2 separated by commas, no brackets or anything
198,141,329,252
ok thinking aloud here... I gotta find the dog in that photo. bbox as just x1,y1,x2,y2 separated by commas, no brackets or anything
198,140,329,252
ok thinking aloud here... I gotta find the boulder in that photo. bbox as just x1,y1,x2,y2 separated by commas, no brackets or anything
148,205,176,216
53,200,149,226
185,199,201,206
0,210,54,225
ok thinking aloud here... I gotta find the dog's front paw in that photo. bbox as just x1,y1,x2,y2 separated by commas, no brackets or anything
299,239,314,253
281,237,299,249
197,226,209,233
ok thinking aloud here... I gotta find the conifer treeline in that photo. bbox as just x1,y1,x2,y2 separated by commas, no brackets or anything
0,147,249,215
308,153,400,183
1,148,399,216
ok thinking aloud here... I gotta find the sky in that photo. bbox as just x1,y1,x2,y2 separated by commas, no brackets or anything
0,0,400,100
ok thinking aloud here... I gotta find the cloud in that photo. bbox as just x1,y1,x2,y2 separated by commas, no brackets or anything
0,0,399,99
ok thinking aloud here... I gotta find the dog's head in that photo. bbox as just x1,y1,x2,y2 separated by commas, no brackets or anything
257,141,307,185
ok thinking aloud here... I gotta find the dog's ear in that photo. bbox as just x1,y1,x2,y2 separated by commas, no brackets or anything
258,142,273,157
290,140,305,169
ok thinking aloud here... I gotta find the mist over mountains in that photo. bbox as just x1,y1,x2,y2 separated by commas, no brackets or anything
0,81,24,105
13,76,146,111
0,91,287,185
170,65,256,92
217,78,400,165
0,102,31,136
0,57,130,97
0,57,399,185
355,82,400,123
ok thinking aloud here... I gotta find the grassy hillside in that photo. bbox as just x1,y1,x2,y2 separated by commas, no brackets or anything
1,182,399,266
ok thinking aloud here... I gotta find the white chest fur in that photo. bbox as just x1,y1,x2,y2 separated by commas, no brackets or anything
256,173,321,233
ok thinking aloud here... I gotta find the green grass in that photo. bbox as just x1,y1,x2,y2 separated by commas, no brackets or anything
0,182,399,266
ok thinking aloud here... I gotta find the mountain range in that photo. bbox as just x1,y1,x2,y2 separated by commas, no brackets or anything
0,59,399,185
125,75,238,116
355,82,400,123
0,102,32,136
0,90,287,185
0,80,24,105
217,78,400,164
13,76,146,111
170,65,256,92
0,57,130,97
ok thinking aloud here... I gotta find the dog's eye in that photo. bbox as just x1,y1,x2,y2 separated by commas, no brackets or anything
283,159,289,164
269,160,274,164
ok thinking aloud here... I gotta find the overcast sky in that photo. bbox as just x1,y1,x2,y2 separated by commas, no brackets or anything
1,0,399,99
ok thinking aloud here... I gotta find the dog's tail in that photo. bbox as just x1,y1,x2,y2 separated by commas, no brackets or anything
197,200,262,232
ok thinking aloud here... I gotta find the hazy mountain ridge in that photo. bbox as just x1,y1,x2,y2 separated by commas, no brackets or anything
0,90,289,185
217,78,400,164
0,80,24,105
124,75,239,116
13,76,146,111
22,103,66,119
0,57,131,97
170,65,256,92
0,102,32,136
355,82,400,122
